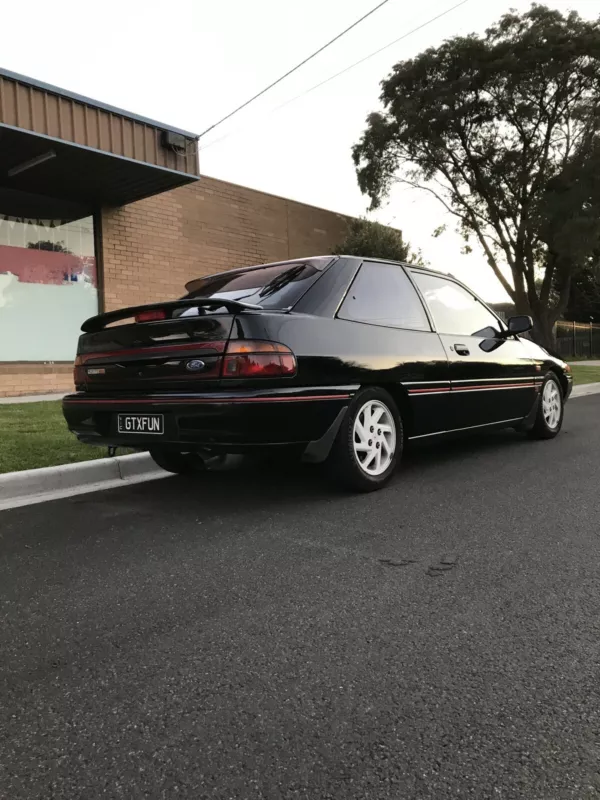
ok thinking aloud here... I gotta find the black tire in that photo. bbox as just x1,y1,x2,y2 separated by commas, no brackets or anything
149,449,227,474
527,373,564,440
327,387,402,492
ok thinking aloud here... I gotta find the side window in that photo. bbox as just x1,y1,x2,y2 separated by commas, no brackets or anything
411,272,501,337
338,262,430,331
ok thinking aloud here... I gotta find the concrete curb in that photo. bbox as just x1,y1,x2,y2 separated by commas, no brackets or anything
571,382,600,399
0,393,65,405
0,453,168,511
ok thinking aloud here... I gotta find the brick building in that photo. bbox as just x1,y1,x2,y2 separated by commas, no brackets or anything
0,69,351,397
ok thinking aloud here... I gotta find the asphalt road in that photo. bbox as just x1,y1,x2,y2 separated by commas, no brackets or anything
2,397,600,800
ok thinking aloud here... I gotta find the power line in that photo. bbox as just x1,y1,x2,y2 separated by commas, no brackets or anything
198,0,392,138
200,0,470,152
276,0,470,109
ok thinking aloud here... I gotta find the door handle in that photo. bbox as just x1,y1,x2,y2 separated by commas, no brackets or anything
454,344,470,356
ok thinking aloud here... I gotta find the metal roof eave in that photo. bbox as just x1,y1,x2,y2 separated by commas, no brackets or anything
0,66,199,140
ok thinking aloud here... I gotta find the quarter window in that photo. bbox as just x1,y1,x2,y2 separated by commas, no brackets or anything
411,272,501,337
338,262,430,331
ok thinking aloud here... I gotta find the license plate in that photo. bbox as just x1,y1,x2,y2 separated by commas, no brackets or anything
117,414,164,435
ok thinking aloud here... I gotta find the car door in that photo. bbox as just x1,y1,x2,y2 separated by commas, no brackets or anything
410,270,537,430
335,260,452,437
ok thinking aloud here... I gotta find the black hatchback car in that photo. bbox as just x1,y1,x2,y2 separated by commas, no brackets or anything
63,256,572,491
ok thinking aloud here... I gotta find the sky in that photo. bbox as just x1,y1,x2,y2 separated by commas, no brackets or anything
1,0,597,301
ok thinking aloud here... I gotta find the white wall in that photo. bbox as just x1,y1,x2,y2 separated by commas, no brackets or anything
0,274,98,361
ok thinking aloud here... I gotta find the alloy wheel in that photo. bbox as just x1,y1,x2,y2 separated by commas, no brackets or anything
542,379,562,430
352,399,396,476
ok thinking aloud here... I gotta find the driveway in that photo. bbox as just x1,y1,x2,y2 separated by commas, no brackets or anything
1,397,600,799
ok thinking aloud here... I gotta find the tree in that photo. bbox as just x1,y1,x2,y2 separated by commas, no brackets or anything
27,240,72,254
561,258,600,321
352,4,600,348
334,216,421,263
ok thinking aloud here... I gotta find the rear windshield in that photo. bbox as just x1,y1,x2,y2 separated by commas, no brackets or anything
184,258,333,310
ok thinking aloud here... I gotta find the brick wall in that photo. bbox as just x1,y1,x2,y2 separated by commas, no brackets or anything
0,363,73,398
101,175,351,310
1,175,352,396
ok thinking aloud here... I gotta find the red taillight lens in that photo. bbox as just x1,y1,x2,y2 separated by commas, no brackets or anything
222,340,296,378
73,355,85,385
135,309,167,323
223,353,296,377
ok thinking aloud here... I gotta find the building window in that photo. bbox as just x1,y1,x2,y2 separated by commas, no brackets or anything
0,214,97,361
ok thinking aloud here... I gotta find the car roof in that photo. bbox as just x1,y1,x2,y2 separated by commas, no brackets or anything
183,254,502,321
337,255,453,279
185,253,468,297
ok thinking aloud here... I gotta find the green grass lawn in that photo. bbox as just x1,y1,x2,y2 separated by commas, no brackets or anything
569,364,600,385
0,401,107,474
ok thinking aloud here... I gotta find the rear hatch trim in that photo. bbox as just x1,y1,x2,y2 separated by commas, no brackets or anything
76,312,237,392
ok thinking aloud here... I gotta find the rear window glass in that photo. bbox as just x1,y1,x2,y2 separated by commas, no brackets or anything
184,258,332,310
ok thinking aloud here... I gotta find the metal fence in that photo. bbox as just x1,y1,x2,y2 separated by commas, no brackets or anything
555,320,600,359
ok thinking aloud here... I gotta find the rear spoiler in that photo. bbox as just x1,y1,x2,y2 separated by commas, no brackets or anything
81,298,262,334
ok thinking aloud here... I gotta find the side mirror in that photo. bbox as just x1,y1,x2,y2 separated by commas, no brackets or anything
507,315,533,335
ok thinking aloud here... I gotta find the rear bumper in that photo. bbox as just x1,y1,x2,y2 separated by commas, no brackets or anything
62,387,355,453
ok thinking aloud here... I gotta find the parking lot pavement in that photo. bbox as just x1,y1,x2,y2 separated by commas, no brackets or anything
1,397,600,799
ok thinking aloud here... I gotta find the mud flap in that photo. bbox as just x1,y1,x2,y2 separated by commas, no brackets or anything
302,407,348,464
514,394,540,432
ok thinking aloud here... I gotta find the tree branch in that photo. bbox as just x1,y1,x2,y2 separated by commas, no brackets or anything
467,218,516,301
392,177,463,220
393,173,516,300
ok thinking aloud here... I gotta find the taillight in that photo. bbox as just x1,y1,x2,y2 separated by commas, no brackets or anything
222,340,296,378
135,309,167,323
73,355,85,385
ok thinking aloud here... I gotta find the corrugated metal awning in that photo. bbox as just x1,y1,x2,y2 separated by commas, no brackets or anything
0,68,200,210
